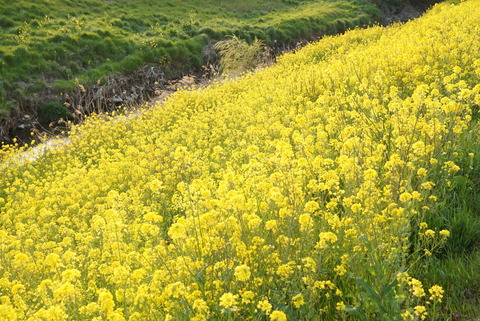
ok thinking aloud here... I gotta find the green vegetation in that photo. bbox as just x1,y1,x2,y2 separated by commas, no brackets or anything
412,121,480,319
0,0,378,122
367,0,439,13
40,101,71,122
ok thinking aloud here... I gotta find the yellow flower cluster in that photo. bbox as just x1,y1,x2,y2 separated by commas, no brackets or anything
1,1,480,319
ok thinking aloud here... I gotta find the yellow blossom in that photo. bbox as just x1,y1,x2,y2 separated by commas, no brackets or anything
428,285,444,302
234,265,251,282
439,230,450,238
270,310,287,321
219,293,238,311
1,2,479,319
257,298,272,314
414,305,428,320
316,232,338,249
292,293,305,308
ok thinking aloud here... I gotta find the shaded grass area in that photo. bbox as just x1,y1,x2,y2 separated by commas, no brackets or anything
420,251,480,319
412,122,480,319
0,0,378,121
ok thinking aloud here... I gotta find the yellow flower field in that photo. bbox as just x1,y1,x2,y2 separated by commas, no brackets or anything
1,1,480,320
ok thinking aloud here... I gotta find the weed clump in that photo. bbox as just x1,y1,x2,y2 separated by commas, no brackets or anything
214,36,265,75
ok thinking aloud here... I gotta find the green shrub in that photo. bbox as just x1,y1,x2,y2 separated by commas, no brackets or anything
40,101,71,121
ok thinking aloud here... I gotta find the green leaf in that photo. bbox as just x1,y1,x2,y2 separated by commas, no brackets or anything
356,278,386,312
344,305,368,321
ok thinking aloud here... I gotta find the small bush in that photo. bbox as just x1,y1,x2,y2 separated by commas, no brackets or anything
40,101,71,121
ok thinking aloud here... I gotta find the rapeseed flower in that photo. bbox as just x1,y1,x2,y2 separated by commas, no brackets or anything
270,310,287,321
428,285,444,302
234,265,251,282
220,293,238,311
1,1,478,319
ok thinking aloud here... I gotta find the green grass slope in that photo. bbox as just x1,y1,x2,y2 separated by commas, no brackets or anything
0,0,377,126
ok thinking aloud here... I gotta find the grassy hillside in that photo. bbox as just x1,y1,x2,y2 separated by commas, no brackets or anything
1,0,480,320
0,0,377,137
